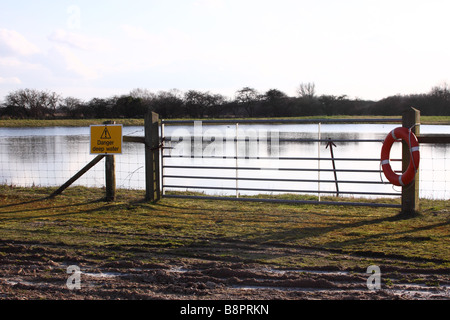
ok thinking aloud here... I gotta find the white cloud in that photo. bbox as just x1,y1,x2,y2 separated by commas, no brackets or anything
0,56,24,68
0,76,21,84
0,56,42,70
48,45,99,80
0,29,40,56
121,24,153,42
48,29,112,52
193,0,225,10
118,24,195,69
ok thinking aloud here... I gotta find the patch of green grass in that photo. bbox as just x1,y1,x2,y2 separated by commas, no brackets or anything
420,116,450,125
1,115,448,127
0,185,448,269
0,119,144,127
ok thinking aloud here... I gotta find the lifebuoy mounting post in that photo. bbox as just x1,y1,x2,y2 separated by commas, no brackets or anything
401,107,420,214
381,107,421,214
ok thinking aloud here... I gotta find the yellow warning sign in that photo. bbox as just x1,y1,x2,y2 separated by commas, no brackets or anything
90,124,123,154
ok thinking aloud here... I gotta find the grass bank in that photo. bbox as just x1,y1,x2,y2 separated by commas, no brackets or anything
0,118,144,127
0,186,448,270
0,115,449,127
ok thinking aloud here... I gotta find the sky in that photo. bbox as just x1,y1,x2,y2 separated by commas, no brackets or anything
1,0,449,102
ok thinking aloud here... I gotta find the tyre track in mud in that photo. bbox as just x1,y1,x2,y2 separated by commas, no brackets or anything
0,239,449,300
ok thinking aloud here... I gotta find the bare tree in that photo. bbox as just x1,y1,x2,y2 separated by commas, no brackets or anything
130,88,155,102
430,82,450,101
296,82,316,99
149,90,184,118
184,90,225,118
4,89,61,118
42,91,61,117
265,89,287,101
235,87,261,117
60,96,84,118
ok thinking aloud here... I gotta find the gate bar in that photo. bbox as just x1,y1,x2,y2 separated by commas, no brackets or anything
162,118,402,124
163,175,392,185
164,194,402,208
163,185,400,197
163,165,388,173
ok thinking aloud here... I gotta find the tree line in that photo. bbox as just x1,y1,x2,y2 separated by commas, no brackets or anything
1,83,449,120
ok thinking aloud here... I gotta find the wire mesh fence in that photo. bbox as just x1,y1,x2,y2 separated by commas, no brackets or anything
0,127,146,191
419,143,450,200
0,122,448,203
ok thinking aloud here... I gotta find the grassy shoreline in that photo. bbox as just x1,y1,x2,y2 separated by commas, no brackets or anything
1,115,449,127
0,118,145,127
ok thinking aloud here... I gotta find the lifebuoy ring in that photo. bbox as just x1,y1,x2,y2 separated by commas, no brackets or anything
381,127,420,187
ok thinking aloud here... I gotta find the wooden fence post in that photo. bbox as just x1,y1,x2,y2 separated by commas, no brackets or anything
145,111,161,202
105,155,116,201
104,121,116,202
402,107,420,215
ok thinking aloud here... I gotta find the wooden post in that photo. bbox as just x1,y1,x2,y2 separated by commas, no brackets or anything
401,107,420,215
104,121,116,202
105,155,116,201
145,111,161,202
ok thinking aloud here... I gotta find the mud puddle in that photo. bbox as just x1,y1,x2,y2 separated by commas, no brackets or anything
1,240,449,300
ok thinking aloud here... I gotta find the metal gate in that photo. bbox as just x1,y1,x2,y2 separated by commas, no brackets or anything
160,118,403,208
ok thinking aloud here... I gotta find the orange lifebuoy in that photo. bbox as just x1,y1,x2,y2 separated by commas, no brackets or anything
381,127,420,187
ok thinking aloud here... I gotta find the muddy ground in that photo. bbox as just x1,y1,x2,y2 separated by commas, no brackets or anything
0,240,448,301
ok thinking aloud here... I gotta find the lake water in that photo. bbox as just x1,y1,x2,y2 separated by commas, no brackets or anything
0,124,448,200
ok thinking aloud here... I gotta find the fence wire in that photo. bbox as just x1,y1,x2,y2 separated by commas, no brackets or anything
419,144,450,199
0,130,146,191
0,123,448,203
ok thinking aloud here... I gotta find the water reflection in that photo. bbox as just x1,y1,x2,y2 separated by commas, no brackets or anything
7,136,52,162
